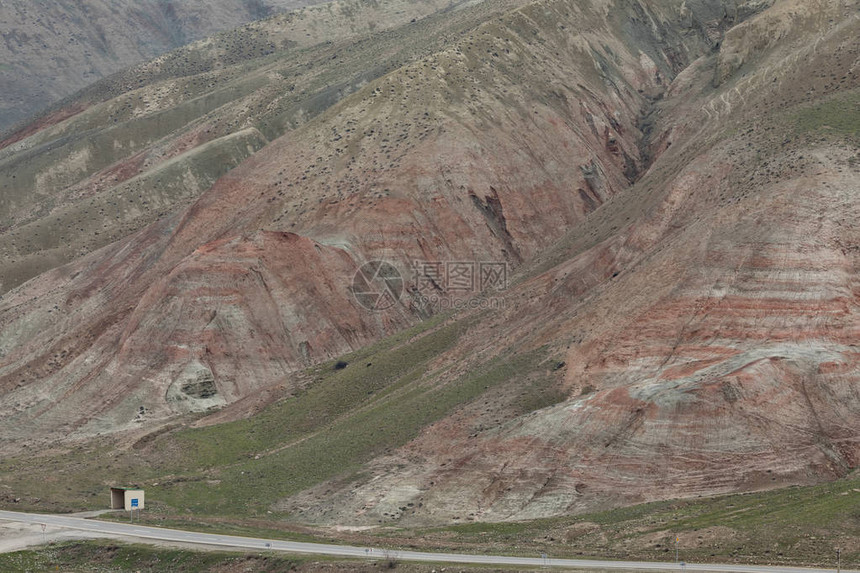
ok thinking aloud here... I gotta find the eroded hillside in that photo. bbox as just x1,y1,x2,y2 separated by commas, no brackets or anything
0,0,857,526
0,0,480,293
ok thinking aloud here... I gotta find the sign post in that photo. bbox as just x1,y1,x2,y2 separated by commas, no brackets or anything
131,498,139,523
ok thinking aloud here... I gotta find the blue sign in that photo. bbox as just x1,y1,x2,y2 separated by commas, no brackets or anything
130,498,139,508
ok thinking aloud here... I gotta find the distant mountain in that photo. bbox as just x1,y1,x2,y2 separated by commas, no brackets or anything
0,0,321,132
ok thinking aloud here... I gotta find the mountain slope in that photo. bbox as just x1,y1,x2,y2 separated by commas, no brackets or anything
289,0,860,523
0,0,477,294
0,0,857,526
0,0,715,443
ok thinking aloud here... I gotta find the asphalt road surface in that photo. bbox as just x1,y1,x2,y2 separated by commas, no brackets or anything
0,509,853,572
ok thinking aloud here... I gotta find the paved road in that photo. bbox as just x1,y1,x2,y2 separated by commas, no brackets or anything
0,509,853,572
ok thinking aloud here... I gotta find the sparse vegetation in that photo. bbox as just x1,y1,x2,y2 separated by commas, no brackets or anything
794,90,860,141
388,473,860,567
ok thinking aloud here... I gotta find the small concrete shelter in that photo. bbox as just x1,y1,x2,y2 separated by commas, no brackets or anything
109,487,145,510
